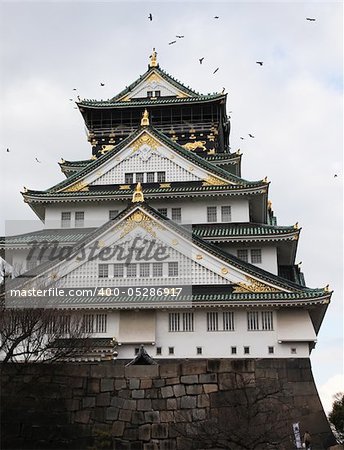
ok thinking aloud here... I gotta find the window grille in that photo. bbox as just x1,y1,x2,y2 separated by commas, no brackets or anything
171,208,182,223
237,249,248,262
251,249,262,264
169,313,180,332
168,347,174,355
83,314,94,333
168,262,178,277
147,172,155,183
140,263,150,277
61,212,71,228
136,172,144,183
268,346,274,354
113,263,124,278
125,173,134,184
153,262,163,277
207,206,217,222
127,264,137,278
247,311,260,330
157,208,168,217
182,312,194,332
95,314,107,333
223,312,235,331
221,205,231,222
231,346,237,355
157,171,166,182
75,211,84,227
147,91,153,98
207,312,219,331
109,210,119,220
261,311,273,330
244,346,250,354
98,264,109,278
156,347,162,355
196,347,202,355
155,90,161,97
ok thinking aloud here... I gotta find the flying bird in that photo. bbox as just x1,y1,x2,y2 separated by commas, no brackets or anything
35,157,41,163
248,134,255,138
69,99,73,101
214,16,219,19
100,82,105,86
240,137,244,140
199,57,204,64
213,67,219,74
306,17,316,21
169,41,176,45
6,148,10,152
334,174,338,178
148,13,153,21
256,61,263,66
176,35,184,38
73,88,77,91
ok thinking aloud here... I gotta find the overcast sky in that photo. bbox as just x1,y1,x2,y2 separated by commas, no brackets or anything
0,0,342,413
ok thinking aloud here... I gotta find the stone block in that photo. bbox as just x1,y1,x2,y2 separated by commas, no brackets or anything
174,410,192,422
106,406,119,421
111,396,125,408
161,386,174,398
206,359,221,372
101,378,114,392
69,377,84,388
180,374,198,384
181,360,207,375
160,410,174,422
144,411,160,423
160,440,177,450
91,407,105,422
185,385,202,395
132,389,145,399
180,395,197,409
144,388,158,399
96,392,110,407
152,399,167,409
123,426,138,440
173,384,186,397
82,396,96,408
65,398,80,411
165,377,180,386
74,410,90,424
166,398,177,410
111,420,125,437
143,443,159,450
153,379,165,388
140,379,152,389
114,378,127,390
113,439,130,449
132,411,145,425
139,424,151,441
197,394,210,408
218,372,236,390
203,384,218,393
192,408,206,421
122,399,137,410
125,365,159,379
87,378,100,394
137,399,152,411
151,423,168,439
130,442,143,450
129,378,140,389
199,373,217,384
160,363,181,378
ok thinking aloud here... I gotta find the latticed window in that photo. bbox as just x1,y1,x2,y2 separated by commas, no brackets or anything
152,262,163,277
127,264,137,277
171,208,182,223
147,91,153,98
83,314,94,333
247,311,260,330
109,210,119,220
155,90,161,97
113,263,124,278
197,347,202,355
147,172,155,183
61,212,71,228
169,313,180,332
223,312,235,331
207,312,219,331
251,249,262,264
261,311,273,330
182,313,194,332
221,205,231,222
136,172,144,183
98,264,109,278
95,314,107,333
168,262,178,277
157,208,167,217
237,249,248,262
125,173,134,184
140,263,150,277
75,211,84,227
59,315,71,334
207,206,217,222
157,171,166,182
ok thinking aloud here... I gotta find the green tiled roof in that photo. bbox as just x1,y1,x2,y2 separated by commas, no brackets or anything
59,159,92,167
193,223,298,239
0,228,95,247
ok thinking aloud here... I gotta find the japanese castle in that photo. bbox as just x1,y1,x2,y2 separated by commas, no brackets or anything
2,49,331,361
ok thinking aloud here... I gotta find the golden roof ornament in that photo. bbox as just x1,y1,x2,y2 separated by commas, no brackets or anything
149,48,158,67
141,109,150,126
268,200,273,210
132,182,144,203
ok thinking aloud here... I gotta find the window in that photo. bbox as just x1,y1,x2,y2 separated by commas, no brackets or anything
169,313,180,332
147,172,155,183
261,311,273,330
291,348,297,354
168,262,179,277
247,311,259,330
136,172,144,183
83,314,94,333
221,205,231,222
268,346,274,354
207,206,217,222
147,91,153,98
113,263,124,278
171,208,182,223
157,171,166,183
61,212,71,228
231,346,237,355
59,315,71,334
153,262,163,277
182,313,194,332
168,347,174,355
156,347,162,355
207,312,219,331
98,264,109,278
109,210,119,220
125,173,134,184
251,249,262,264
196,347,202,355
157,208,168,217
223,312,235,331
140,263,150,277
237,249,248,262
244,346,250,354
95,314,107,333
127,264,137,278
75,211,84,227
155,90,161,97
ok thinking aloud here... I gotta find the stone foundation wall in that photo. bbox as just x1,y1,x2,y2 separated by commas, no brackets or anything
1,359,335,450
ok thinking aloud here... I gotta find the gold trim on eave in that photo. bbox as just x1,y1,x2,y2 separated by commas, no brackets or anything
132,182,144,203
233,276,280,293
202,175,230,186
64,181,89,192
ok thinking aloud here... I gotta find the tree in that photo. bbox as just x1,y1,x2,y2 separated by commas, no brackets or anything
329,393,344,443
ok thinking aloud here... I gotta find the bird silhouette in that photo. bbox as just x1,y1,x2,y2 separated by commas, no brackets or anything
240,137,244,140
148,13,153,21
199,57,204,64
214,16,219,19
213,67,219,74
334,174,338,178
176,35,184,38
256,61,263,66
100,83,105,86
6,148,10,152
169,41,176,45
69,99,73,101
35,157,41,163
248,134,255,138
306,17,316,21
73,88,77,91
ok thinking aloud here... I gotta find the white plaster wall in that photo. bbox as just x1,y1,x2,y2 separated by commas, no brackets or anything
224,246,278,275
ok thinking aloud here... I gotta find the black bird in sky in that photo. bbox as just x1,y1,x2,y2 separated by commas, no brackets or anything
169,41,176,45
213,67,219,74
69,98,73,101
148,13,153,21
100,82,105,86
214,16,219,19
35,157,41,163
306,17,316,21
176,35,184,38
240,137,244,140
199,57,204,64
73,88,77,91
256,61,263,66
334,174,338,178
248,134,255,138
6,148,10,152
